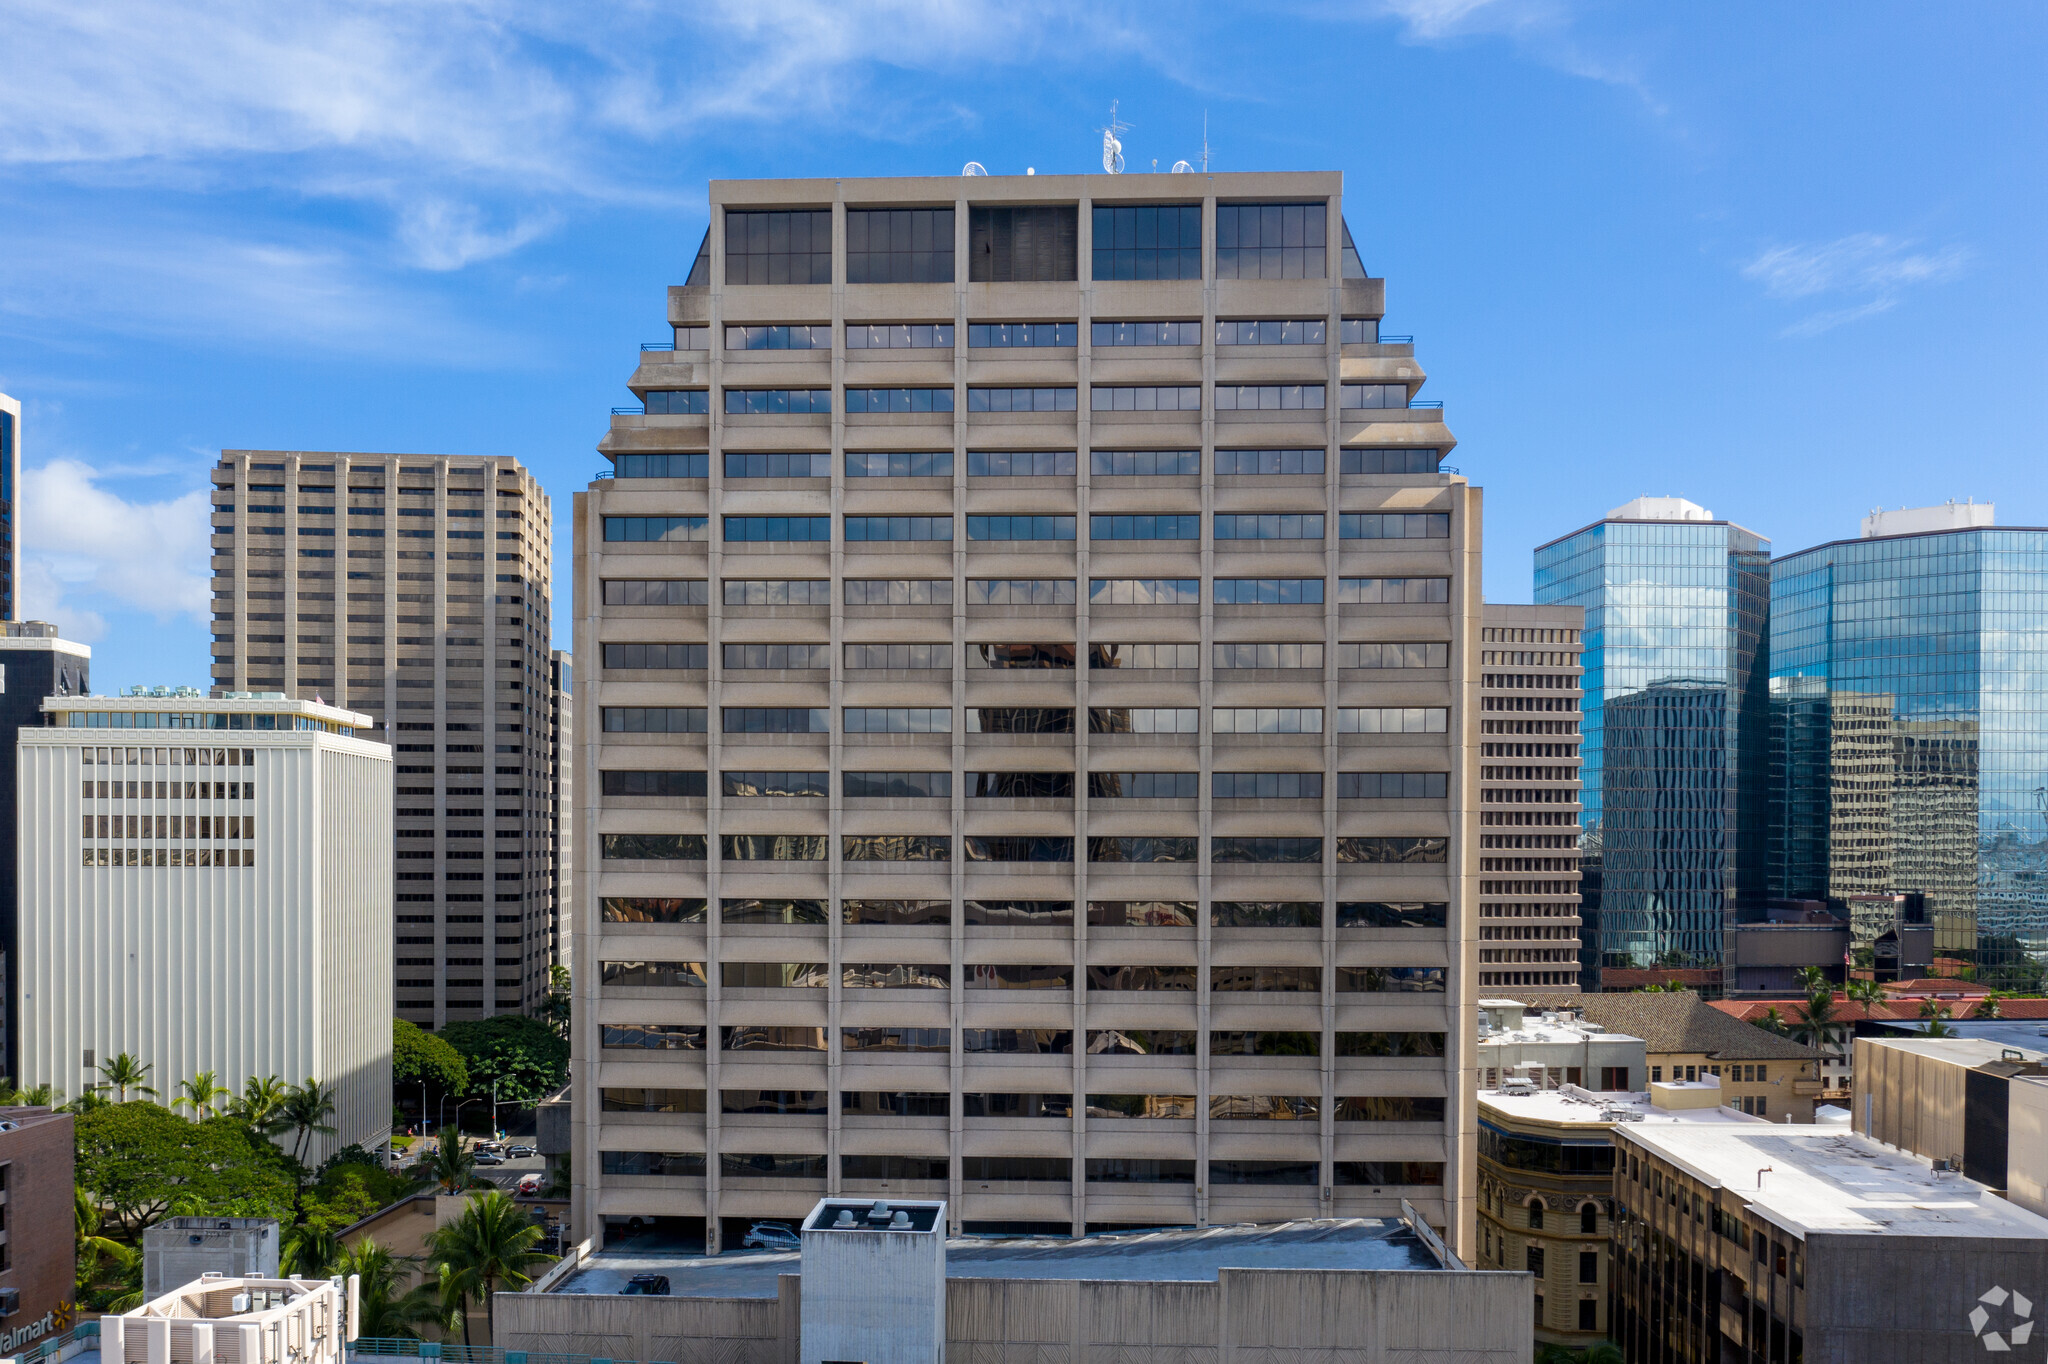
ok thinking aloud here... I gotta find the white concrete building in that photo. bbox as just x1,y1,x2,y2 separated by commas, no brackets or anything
15,691,394,1160
1477,998,1644,1093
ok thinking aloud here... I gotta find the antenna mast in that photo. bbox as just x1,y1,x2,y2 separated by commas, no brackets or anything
1202,111,1211,172
1102,100,1131,175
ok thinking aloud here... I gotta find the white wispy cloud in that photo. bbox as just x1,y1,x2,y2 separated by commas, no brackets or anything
1741,233,1969,337
19,458,213,642
1349,0,1661,108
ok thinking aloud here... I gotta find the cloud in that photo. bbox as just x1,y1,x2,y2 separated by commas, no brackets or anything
19,459,214,642
1741,233,1969,337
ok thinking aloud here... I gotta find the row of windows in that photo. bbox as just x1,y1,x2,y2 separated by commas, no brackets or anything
695,318,1387,351
608,1028,1450,1068
604,706,1450,735
612,448,1442,479
82,847,257,868
599,833,1449,865
603,513,1448,543
636,382,1418,415
603,1151,1441,1189
605,1022,1446,1055
602,899,1448,929
604,576,1452,606
83,814,256,839
82,780,254,800
602,961,1448,991
604,642,1448,671
718,204,1356,286
604,770,1447,801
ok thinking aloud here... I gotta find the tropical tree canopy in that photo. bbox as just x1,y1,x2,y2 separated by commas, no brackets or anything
438,1015,569,1109
393,1019,470,1095
75,1102,297,1237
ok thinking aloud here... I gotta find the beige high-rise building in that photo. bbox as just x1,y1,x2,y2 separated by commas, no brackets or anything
572,171,1483,1256
209,452,558,1027
1477,603,1583,992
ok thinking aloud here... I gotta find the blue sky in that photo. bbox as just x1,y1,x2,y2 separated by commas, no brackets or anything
2,1,2041,690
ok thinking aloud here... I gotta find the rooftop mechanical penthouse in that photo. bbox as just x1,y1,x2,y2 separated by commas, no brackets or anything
572,170,1485,1257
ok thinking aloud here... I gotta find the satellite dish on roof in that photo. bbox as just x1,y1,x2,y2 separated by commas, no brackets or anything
1170,160,1194,173
962,162,987,176
1102,100,1130,175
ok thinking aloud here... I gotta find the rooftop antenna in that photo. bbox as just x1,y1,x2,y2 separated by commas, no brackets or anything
961,161,987,176
1101,100,1130,175
1203,110,1212,172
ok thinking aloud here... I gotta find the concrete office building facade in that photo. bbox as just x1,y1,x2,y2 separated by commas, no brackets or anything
0,392,18,622
574,170,1483,1255
1476,603,1583,991
14,694,393,1160
209,452,559,1026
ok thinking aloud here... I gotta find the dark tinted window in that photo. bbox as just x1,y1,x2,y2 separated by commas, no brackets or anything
846,208,954,283
843,770,951,798
601,707,707,733
1342,447,1441,474
968,771,1074,798
603,643,706,670
969,206,1078,282
1337,901,1448,928
725,210,831,285
721,770,826,797
614,453,709,477
1091,205,1201,280
602,770,707,798
1214,203,1327,279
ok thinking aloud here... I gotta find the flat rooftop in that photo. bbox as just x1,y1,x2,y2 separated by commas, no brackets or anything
1876,1020,2048,1055
559,1219,1440,1298
1863,1035,2048,1066
1481,1086,1765,1128
1623,1125,2048,1240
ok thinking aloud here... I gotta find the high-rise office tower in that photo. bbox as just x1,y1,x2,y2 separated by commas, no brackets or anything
1476,604,1583,992
551,648,574,971
209,451,557,1027
1534,498,1769,994
0,391,20,620
574,170,1485,1256
1769,501,2048,988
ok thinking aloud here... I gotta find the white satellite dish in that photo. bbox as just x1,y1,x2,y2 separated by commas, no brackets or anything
1170,160,1194,173
962,162,987,176
1102,100,1130,175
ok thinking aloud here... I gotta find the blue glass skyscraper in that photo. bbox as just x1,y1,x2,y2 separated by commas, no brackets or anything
1535,498,1771,991
1769,503,2048,988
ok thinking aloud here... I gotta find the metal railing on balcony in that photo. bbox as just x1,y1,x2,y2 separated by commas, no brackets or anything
610,406,643,416
354,1341,633,1364
1380,334,1415,344
1410,400,1443,409
641,341,676,351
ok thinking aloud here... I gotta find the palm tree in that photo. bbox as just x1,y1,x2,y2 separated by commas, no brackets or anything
426,1192,554,1346
1922,1000,1955,1037
1583,1345,1626,1364
421,1127,480,1194
76,1186,137,1298
1845,977,1886,1013
0,1078,59,1106
281,1223,345,1277
173,1070,231,1121
1794,980,1844,1055
227,1075,291,1132
1755,1006,1789,1036
340,1241,444,1340
95,1053,157,1102
1979,993,2005,1020
277,1079,340,1165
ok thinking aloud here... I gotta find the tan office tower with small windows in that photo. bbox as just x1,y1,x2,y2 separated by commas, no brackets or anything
573,171,1484,1256
1478,604,1583,991
209,452,557,1027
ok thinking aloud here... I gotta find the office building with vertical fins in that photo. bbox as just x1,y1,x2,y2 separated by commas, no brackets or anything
209,452,559,1027
1535,498,1770,994
1477,604,1583,992
572,170,1486,1257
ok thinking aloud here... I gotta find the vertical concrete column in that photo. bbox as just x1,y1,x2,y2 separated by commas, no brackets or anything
1194,188,1218,1231
703,198,727,1254
1071,193,1094,1238
1320,197,1343,1205
946,195,970,1236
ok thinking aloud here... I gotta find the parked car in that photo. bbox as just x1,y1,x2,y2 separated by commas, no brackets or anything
507,1144,537,1158
621,1274,670,1296
742,1222,800,1251
475,1141,505,1155
473,1150,505,1166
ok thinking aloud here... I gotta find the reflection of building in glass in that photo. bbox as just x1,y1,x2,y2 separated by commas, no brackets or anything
1535,499,1770,992
1769,505,2048,987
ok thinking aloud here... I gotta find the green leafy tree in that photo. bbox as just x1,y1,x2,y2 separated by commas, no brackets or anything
427,1191,554,1345
278,1079,340,1165
96,1053,158,1102
439,1015,569,1110
281,1223,344,1277
1979,993,2005,1020
74,1102,297,1238
1584,1345,1627,1364
393,1019,470,1103
173,1071,231,1121
300,1160,424,1238
1755,1006,1789,1037
227,1075,291,1133
341,1241,445,1340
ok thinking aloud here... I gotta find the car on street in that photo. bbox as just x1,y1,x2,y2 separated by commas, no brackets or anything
473,1150,505,1165
507,1144,537,1158
621,1274,671,1296
516,1173,544,1196
742,1222,800,1251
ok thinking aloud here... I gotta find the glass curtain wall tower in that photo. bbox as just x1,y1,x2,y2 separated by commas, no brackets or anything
1534,499,1769,993
1769,505,2048,988
575,170,1484,1258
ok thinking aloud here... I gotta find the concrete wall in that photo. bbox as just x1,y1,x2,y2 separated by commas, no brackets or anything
2003,1076,2048,1219
498,1267,1531,1364
1855,1037,1968,1165
0,1110,73,1349
1806,1233,2048,1364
